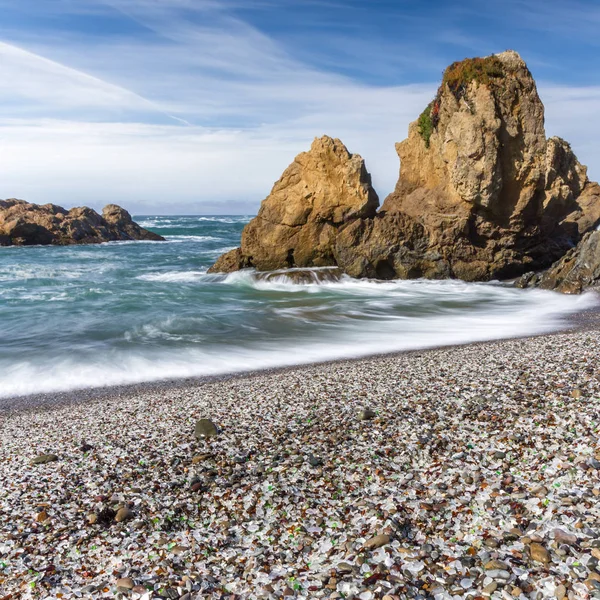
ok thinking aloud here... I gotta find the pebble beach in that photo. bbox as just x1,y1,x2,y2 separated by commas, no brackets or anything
2,328,600,600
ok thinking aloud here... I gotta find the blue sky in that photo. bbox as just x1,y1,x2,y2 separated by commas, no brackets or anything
1,0,599,214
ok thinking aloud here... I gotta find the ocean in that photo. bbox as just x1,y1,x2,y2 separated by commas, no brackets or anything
0,214,596,399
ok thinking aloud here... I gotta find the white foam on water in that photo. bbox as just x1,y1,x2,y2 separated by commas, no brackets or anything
136,270,207,282
165,235,222,243
0,278,596,399
196,216,252,224
99,239,167,246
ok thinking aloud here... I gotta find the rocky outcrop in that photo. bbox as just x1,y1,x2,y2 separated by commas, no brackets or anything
210,51,600,284
208,136,378,273
337,51,600,281
517,231,600,294
0,200,164,246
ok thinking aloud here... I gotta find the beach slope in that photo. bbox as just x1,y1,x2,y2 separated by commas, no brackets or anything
1,330,600,598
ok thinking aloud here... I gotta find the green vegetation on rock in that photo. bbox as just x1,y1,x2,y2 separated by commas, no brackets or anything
442,55,504,99
418,103,434,148
417,55,504,148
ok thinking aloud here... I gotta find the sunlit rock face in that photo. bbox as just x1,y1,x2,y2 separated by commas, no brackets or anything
209,135,378,273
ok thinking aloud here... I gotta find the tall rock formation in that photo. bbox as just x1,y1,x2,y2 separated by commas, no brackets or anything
336,51,600,281
210,51,600,283
209,136,378,272
0,200,164,246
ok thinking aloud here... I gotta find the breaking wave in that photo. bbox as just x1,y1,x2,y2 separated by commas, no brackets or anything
0,217,596,400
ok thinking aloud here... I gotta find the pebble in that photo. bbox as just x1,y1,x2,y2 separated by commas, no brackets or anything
555,584,567,600
132,586,147,594
194,418,218,438
191,453,212,464
30,453,58,465
530,542,551,564
307,453,323,467
115,507,132,523
362,534,391,550
554,528,578,546
358,408,376,421
116,577,134,591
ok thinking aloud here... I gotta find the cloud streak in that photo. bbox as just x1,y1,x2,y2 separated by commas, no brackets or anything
0,0,599,213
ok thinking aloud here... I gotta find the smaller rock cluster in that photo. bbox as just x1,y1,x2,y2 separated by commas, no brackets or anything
0,199,164,246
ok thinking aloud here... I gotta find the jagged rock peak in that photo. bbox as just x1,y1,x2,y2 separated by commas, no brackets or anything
0,199,164,246
209,135,379,273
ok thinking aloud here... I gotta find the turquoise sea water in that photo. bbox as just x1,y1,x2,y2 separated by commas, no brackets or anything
0,215,596,398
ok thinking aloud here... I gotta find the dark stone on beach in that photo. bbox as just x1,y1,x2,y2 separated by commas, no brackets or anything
115,507,132,523
336,562,355,574
96,507,116,526
31,454,58,465
194,419,218,439
307,454,323,467
493,450,506,459
116,577,134,591
358,408,376,421
80,442,94,452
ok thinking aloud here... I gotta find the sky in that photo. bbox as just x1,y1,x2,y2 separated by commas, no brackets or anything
1,0,599,215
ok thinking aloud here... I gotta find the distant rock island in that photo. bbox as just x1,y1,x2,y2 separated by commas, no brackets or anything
0,200,164,246
210,51,600,292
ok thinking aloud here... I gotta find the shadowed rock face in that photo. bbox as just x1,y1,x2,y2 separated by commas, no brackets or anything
0,200,164,246
210,51,600,284
517,231,600,294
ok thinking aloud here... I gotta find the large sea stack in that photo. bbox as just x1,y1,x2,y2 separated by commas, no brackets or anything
210,50,600,285
0,200,164,246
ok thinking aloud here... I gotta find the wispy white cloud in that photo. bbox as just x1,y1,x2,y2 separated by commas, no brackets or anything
0,42,165,116
0,0,599,214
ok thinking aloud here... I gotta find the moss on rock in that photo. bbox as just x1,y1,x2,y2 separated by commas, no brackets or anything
442,55,504,100
417,103,434,148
